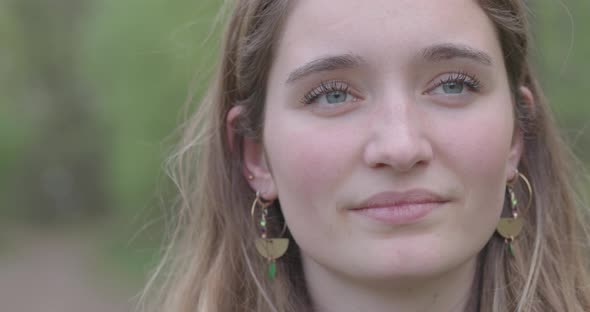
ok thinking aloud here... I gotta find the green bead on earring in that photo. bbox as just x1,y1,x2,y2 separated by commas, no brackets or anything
495,170,533,257
251,191,289,280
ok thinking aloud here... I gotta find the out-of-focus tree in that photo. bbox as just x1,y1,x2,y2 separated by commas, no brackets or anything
0,1,29,188
534,0,590,161
79,0,224,223
78,0,225,280
1,0,109,223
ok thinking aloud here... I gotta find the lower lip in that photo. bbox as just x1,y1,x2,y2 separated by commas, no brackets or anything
351,202,445,225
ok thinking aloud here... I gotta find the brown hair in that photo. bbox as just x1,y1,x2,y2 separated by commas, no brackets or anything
140,1,590,311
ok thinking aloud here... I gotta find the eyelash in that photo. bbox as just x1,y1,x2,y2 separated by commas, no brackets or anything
300,80,352,105
300,71,482,105
428,71,482,93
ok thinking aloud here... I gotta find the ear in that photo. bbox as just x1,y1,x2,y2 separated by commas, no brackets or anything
226,105,278,200
506,86,534,181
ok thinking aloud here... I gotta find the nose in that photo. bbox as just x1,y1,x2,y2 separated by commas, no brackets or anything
363,98,433,172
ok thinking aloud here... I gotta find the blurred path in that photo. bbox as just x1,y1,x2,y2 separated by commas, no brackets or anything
0,226,135,312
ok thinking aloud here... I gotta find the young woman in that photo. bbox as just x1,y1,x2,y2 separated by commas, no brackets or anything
141,0,590,311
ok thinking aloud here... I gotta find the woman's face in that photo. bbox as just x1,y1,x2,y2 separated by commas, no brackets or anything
244,0,523,282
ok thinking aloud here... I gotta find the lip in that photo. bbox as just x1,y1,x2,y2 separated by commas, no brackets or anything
350,189,450,225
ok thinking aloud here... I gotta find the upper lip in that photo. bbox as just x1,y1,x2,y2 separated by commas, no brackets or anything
351,189,449,210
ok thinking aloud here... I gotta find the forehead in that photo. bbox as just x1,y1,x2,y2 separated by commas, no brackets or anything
274,0,502,74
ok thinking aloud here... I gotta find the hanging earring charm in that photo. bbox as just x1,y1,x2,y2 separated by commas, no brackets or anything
496,170,533,256
251,191,289,280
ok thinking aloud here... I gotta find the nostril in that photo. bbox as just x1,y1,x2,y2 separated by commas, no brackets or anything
372,162,387,169
365,142,432,172
363,113,434,172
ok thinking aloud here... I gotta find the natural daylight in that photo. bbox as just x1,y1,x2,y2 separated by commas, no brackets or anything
1,1,589,311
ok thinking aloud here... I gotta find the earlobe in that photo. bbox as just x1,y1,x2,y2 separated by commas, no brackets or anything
507,130,524,180
243,136,278,200
507,86,534,180
226,105,278,200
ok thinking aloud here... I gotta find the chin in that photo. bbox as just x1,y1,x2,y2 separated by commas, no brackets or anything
343,245,476,284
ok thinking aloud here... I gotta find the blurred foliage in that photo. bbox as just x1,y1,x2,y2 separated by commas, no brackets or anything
1,0,109,223
80,0,223,222
79,0,225,283
0,0,588,286
533,0,590,158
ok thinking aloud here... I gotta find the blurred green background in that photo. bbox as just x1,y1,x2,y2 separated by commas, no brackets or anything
0,0,588,311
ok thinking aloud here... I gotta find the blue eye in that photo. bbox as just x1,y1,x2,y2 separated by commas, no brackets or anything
301,80,356,105
441,81,464,94
428,72,481,95
325,91,348,104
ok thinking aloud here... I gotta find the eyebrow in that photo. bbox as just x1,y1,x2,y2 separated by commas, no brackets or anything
285,53,366,84
420,43,493,66
284,43,493,84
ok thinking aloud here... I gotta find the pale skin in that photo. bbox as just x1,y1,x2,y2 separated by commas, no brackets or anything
228,0,534,311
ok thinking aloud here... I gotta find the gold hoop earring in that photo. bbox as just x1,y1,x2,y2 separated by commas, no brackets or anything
496,170,533,256
251,191,289,280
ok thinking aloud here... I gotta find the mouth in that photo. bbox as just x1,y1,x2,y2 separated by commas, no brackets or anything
349,189,450,225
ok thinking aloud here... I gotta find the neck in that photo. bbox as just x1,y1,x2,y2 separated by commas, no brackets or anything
303,257,479,312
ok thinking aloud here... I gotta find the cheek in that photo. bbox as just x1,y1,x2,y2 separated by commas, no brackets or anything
264,119,360,244
437,104,515,184
435,104,515,230
266,120,358,202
